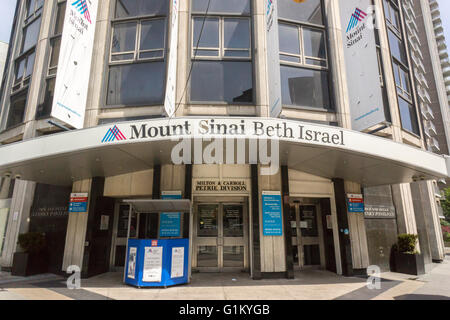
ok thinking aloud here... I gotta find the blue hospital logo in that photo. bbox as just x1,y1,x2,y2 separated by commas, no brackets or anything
346,8,367,32
101,125,127,143
72,0,92,24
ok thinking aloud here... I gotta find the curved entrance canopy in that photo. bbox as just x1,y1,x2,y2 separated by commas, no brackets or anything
0,117,448,186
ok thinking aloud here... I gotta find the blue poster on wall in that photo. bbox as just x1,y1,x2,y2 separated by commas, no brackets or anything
159,192,182,238
347,194,365,213
262,191,283,236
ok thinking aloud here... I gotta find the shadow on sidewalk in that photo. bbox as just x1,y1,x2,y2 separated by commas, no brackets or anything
1,269,371,289
395,294,450,300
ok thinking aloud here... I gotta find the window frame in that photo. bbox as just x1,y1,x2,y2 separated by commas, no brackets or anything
12,51,35,93
188,1,255,105
278,0,333,111
392,60,412,101
278,21,328,71
109,17,167,65
383,0,402,38
6,89,29,130
104,1,170,108
191,16,252,61
36,0,66,120
24,0,44,26
12,0,44,95
382,0,420,137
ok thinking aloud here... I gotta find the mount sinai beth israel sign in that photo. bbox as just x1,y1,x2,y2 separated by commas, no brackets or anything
105,118,346,147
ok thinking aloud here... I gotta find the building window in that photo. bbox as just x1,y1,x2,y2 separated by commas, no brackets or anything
36,0,66,119
6,91,28,129
6,0,43,129
192,0,250,15
25,0,44,24
278,0,331,110
383,0,419,135
278,0,323,25
392,61,412,100
376,44,392,123
398,96,419,134
106,0,168,107
383,0,401,33
12,51,35,93
190,0,253,104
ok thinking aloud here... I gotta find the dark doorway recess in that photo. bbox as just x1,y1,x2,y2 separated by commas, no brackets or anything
320,198,337,273
29,183,72,275
82,177,115,278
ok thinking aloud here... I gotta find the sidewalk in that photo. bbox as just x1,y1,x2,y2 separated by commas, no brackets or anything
394,252,450,300
0,258,449,300
0,272,61,285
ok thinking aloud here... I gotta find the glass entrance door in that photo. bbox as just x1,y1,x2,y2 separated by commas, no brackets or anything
194,202,248,272
289,202,324,269
110,204,138,271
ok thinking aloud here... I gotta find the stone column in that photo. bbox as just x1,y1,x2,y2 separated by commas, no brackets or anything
62,179,93,272
258,168,286,274
411,181,445,263
0,180,36,268
345,181,370,272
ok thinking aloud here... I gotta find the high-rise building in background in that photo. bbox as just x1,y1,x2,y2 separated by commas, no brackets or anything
430,0,450,108
413,0,450,189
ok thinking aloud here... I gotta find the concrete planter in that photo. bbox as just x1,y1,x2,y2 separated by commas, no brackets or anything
11,252,49,277
394,252,425,276
445,242,450,248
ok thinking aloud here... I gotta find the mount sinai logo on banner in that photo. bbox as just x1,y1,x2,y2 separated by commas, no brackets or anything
345,7,369,49
102,125,127,143
346,8,367,32
72,0,92,24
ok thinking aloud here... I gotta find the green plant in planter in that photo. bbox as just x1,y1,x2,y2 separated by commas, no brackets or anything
17,232,46,254
397,234,418,254
444,232,450,243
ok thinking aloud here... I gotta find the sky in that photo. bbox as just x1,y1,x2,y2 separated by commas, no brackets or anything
0,0,448,45
0,0,16,43
439,0,450,48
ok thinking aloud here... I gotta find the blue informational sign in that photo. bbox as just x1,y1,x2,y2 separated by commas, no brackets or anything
159,192,182,238
262,192,283,236
69,202,87,213
125,238,189,288
347,194,365,213
68,193,88,213
159,213,181,237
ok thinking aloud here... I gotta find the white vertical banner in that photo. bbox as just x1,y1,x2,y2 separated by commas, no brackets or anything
340,0,386,132
51,0,98,129
164,0,179,118
266,0,282,118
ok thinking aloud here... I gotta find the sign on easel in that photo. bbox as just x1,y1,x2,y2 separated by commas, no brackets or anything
127,247,137,279
142,246,163,282
171,247,184,279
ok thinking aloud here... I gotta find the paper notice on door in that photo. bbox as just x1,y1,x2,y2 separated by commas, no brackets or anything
171,247,184,279
143,247,163,283
127,247,137,280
